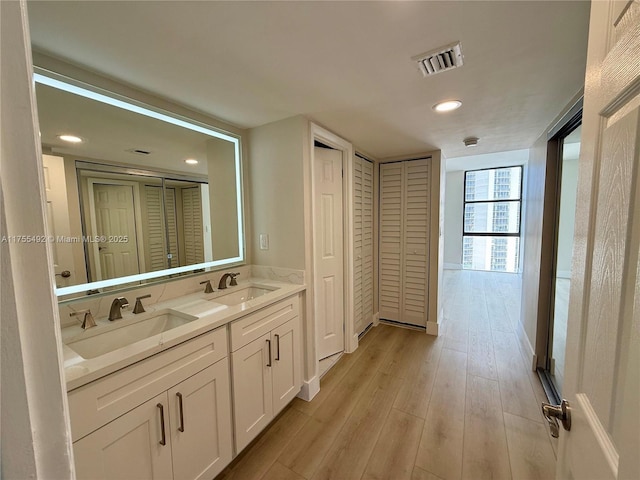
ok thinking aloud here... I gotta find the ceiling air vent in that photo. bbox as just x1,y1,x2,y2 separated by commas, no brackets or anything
412,42,464,77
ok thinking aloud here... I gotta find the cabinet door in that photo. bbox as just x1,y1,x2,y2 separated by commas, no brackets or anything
168,360,233,480
231,332,273,452
271,318,302,414
74,393,173,480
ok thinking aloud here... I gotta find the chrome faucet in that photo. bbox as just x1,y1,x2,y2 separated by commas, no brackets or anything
218,272,239,290
108,297,129,321
70,309,97,329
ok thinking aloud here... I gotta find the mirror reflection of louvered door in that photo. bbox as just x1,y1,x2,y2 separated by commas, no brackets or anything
379,159,430,328
353,155,374,335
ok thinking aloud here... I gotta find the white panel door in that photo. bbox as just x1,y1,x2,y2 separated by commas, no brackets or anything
558,2,640,479
73,393,173,480
42,154,75,287
93,184,140,280
168,361,233,480
313,147,344,359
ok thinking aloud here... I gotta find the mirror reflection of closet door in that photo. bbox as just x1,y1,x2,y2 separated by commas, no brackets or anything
547,124,582,397
92,183,141,280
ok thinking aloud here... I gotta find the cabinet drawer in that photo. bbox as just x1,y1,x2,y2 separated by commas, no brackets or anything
230,295,299,351
68,327,227,442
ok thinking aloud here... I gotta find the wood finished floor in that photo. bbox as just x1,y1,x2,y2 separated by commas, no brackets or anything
217,270,556,480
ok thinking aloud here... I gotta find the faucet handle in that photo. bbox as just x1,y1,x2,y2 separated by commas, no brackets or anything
70,309,97,329
200,280,214,294
229,272,240,286
133,294,151,314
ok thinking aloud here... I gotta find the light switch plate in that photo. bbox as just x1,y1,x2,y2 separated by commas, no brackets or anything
259,233,269,250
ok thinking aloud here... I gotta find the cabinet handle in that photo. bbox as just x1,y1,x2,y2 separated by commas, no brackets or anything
266,339,272,367
177,392,185,432
275,334,280,361
157,403,166,446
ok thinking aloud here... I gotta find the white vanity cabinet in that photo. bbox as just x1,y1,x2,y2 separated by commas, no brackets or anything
230,294,302,451
69,327,233,480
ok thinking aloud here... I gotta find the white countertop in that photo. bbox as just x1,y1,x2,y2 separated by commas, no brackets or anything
62,278,306,391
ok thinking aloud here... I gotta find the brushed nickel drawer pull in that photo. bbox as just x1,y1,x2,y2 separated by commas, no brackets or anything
275,334,280,361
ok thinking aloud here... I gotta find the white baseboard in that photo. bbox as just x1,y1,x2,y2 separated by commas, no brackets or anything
556,270,572,279
426,320,439,336
373,312,380,326
297,375,320,402
515,318,537,370
444,262,462,270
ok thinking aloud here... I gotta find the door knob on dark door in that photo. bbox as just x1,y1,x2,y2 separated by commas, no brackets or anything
541,399,571,438
55,270,71,278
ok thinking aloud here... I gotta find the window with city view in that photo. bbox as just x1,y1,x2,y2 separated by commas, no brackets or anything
462,166,522,273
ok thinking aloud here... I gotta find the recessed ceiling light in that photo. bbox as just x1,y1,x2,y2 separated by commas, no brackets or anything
433,100,462,112
464,137,479,147
184,158,199,165
58,134,83,143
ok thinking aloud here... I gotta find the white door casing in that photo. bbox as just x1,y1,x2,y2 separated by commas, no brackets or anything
42,154,76,287
313,146,345,360
558,1,640,479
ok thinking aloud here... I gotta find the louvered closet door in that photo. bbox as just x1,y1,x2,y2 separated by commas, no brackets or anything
144,185,167,271
354,158,364,333
379,162,404,321
361,159,374,331
379,160,430,327
402,160,429,327
353,156,375,335
182,186,204,265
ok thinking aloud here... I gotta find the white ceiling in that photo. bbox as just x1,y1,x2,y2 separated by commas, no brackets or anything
26,1,590,160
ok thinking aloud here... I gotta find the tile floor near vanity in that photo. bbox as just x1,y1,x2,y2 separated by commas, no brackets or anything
217,270,556,480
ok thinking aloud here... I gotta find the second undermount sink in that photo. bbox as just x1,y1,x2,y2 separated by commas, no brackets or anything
214,285,278,306
65,310,198,359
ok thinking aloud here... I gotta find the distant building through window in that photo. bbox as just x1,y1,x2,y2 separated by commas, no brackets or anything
462,166,522,273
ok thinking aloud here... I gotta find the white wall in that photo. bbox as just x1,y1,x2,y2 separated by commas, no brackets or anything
556,156,579,277
248,116,309,269
444,171,464,268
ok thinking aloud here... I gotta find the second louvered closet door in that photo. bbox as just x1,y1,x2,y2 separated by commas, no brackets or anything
353,155,374,336
379,159,430,328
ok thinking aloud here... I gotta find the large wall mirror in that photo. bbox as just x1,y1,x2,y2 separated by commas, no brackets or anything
35,70,245,298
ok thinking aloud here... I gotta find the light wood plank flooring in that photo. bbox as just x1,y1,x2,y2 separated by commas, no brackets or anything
217,270,556,480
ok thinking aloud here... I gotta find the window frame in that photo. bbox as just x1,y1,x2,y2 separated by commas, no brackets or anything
462,165,523,238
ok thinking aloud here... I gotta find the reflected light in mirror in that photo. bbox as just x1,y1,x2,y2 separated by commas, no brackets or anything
35,72,245,296
184,158,199,165
58,134,83,143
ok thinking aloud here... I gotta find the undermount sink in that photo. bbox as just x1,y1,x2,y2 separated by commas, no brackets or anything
65,310,197,359
214,285,277,306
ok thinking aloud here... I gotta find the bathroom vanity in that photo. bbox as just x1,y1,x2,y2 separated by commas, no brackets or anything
62,279,304,480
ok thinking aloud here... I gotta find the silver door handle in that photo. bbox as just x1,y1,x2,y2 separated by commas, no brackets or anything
541,399,571,438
